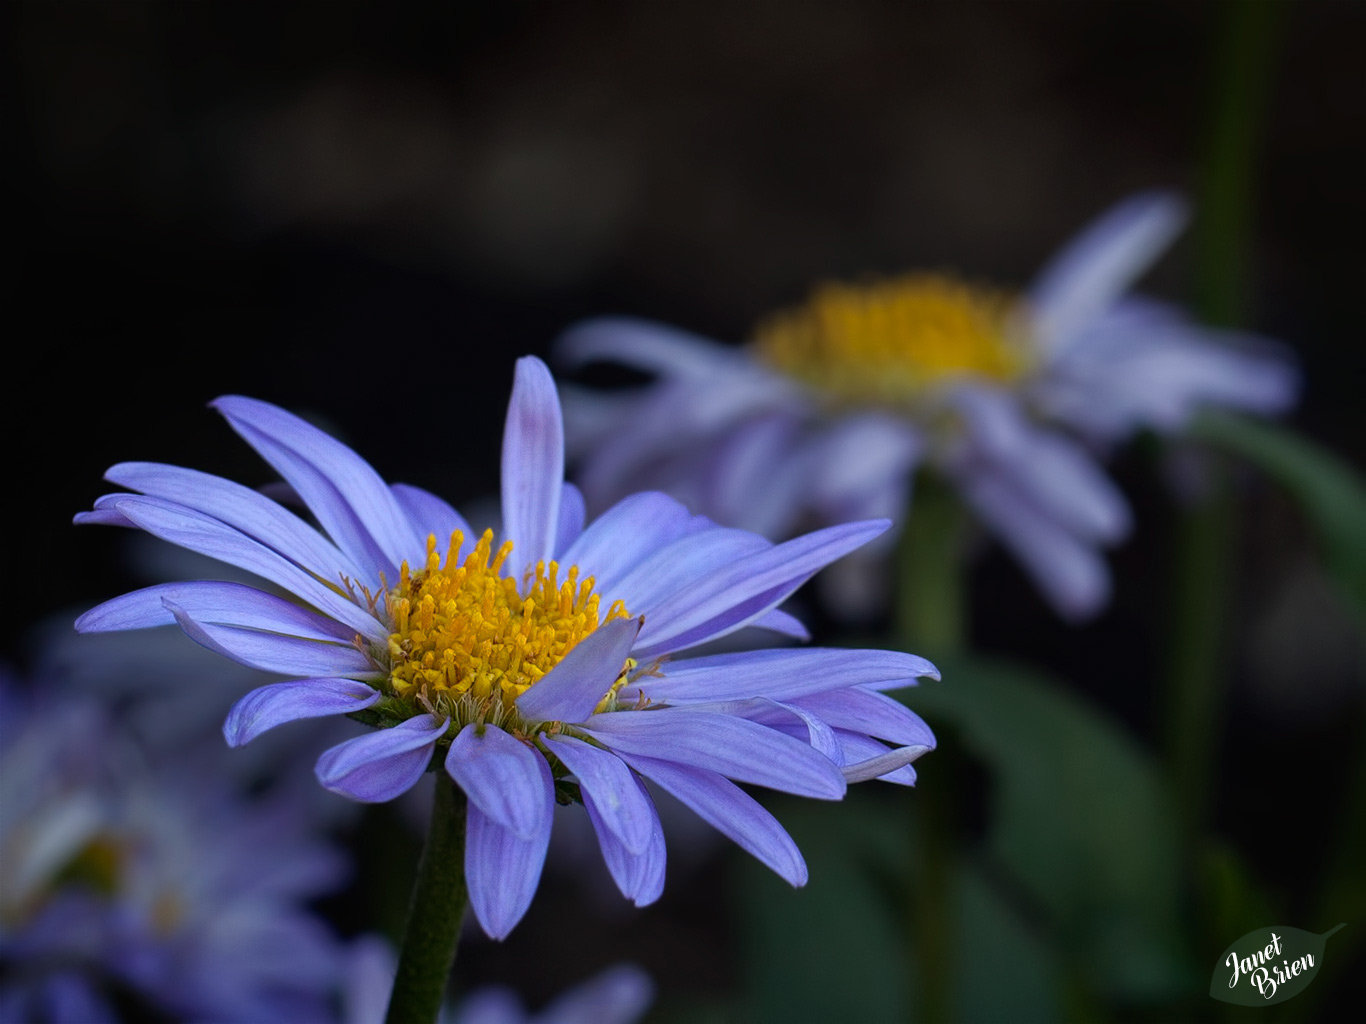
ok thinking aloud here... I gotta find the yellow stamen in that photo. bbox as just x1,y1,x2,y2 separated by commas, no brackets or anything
753,272,1032,409
384,529,632,726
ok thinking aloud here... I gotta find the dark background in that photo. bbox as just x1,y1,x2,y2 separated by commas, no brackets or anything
9,0,1364,1016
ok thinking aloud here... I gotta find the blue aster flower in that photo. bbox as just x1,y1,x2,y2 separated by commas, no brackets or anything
556,192,1299,620
75,356,936,940
0,679,346,1024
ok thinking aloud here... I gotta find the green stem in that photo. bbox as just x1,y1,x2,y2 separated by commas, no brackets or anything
385,777,468,1024
895,475,968,658
895,475,968,1023
1164,0,1284,846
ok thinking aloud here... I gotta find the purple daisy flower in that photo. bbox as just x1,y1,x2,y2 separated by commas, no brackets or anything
555,192,1299,620
0,680,346,1024
75,356,936,940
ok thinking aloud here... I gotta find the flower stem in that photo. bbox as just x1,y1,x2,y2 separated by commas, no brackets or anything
894,474,967,1023
385,777,468,1024
895,474,968,658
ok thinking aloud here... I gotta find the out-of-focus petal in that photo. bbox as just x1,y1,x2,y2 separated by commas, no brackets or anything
1030,191,1188,355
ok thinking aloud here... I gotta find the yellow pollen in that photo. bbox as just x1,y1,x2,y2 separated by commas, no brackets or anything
752,272,1033,409
384,529,632,724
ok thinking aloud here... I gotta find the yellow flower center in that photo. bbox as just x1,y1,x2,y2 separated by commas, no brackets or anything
384,529,632,728
752,273,1033,410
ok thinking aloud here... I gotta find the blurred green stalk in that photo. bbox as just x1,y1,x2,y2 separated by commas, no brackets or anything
1163,0,1283,847
895,475,968,1023
386,777,469,1024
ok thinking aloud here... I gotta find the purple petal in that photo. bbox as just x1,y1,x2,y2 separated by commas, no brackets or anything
223,678,380,747
515,617,642,724
538,964,656,1024
96,494,387,640
314,715,447,802
213,395,424,583
544,734,655,854
391,483,471,552
788,687,938,748
839,739,931,784
76,581,355,641
748,607,810,640
677,697,843,763
580,774,667,906
164,600,380,678
465,774,553,939
444,725,554,840
624,647,937,704
958,471,1111,621
1030,191,1188,354
555,481,587,556
557,315,745,377
559,491,708,597
582,709,845,799
611,524,771,615
631,519,890,658
103,461,366,581
619,754,807,886
499,356,564,579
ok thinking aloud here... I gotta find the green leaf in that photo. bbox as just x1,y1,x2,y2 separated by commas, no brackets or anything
1209,924,1346,1006
904,656,1196,1002
1194,411,1366,617
735,792,909,1024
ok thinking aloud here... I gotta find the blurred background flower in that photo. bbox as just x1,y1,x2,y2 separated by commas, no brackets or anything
10,1,1363,1020
0,674,348,1023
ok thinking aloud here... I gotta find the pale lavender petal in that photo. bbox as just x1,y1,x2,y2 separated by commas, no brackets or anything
582,709,845,799
951,387,1131,542
75,581,355,641
103,461,366,581
631,519,890,658
748,607,810,640
623,647,937,704
838,737,930,784
314,715,447,802
445,725,555,840
789,687,938,747
500,356,564,578
611,525,770,615
465,780,553,939
1030,191,1188,355
544,734,655,854
213,395,424,582
164,600,380,678
556,482,586,555
223,678,380,747
537,964,656,1024
97,495,388,639
959,471,1111,620
584,796,668,907
72,505,137,527
797,413,925,515
392,482,471,552
557,315,746,377
677,697,843,763
515,616,642,724
561,491,714,600
619,754,807,886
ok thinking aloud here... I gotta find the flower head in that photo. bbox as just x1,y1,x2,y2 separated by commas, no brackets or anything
76,357,936,939
556,192,1298,619
0,678,346,1023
